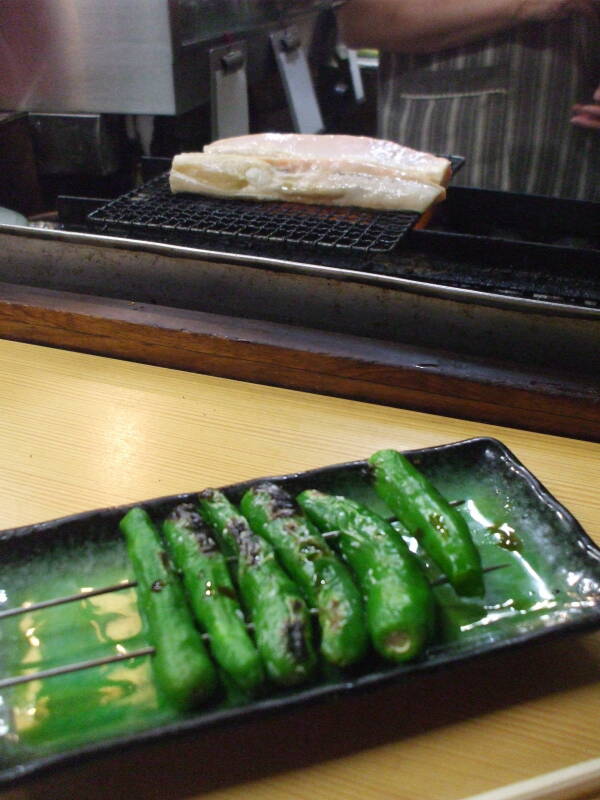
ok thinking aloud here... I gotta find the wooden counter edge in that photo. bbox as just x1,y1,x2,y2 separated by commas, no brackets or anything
0,281,597,441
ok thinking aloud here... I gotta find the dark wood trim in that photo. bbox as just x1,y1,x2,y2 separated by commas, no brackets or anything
0,282,597,440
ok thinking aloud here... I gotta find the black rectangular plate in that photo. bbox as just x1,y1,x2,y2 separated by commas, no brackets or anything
0,436,599,786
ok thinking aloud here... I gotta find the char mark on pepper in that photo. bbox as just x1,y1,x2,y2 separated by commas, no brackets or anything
168,502,220,555
227,518,262,565
284,618,310,662
254,482,298,518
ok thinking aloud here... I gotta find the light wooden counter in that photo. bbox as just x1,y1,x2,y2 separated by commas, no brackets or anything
0,338,598,800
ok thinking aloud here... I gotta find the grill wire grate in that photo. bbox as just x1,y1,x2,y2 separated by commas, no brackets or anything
86,174,422,254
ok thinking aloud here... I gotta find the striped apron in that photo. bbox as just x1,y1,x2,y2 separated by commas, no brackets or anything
378,16,600,200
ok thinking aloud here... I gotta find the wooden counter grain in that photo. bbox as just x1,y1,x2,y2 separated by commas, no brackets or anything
0,339,598,800
1,282,598,442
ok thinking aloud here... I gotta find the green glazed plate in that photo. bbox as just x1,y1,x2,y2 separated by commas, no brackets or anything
1,437,599,786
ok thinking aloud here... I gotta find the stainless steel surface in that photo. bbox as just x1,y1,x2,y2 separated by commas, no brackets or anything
29,114,121,176
1,0,176,115
210,42,249,140
270,26,324,133
0,224,597,373
0,0,331,116
347,49,366,103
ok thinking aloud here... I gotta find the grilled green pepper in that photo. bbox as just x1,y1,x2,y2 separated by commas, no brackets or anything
119,507,218,708
240,482,368,668
369,449,484,597
297,490,435,663
197,489,317,687
162,503,264,693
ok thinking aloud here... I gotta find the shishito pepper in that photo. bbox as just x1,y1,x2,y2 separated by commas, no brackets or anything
162,503,264,694
297,490,435,663
369,449,484,597
197,489,317,687
240,482,368,668
119,507,218,709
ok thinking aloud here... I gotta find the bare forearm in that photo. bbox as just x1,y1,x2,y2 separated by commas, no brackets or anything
337,0,523,52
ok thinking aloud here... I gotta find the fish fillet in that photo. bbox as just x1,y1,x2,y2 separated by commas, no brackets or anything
169,151,445,213
204,133,452,186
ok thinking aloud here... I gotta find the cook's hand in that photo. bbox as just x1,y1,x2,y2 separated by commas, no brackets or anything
516,0,599,21
571,86,600,130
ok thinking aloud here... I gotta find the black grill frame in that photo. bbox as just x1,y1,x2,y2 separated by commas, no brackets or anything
87,174,425,254
87,156,465,255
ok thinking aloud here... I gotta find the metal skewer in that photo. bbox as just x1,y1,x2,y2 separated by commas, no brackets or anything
0,562,509,689
0,580,137,620
431,562,508,587
386,498,464,523
0,561,508,622
0,528,510,623
0,502,507,691
0,508,469,621
0,530,346,621
0,648,155,690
